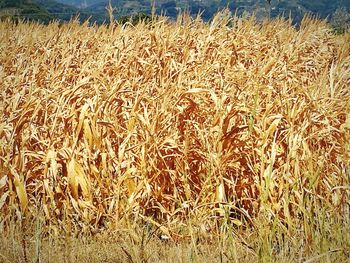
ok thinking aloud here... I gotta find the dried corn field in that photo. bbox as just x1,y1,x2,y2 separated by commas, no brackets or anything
0,13,350,254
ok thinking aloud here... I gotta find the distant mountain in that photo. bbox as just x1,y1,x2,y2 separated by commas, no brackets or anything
75,0,350,25
53,0,106,9
33,0,81,21
0,0,88,23
1,0,349,25
0,0,54,23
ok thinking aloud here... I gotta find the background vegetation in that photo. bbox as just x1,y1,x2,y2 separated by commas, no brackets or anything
1,0,350,27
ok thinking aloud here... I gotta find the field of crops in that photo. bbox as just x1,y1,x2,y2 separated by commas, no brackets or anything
1,13,350,262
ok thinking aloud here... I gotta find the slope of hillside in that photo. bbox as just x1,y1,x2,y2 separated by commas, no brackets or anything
53,0,350,23
33,0,80,21
1,0,349,25
0,0,83,23
54,0,105,8
0,0,54,23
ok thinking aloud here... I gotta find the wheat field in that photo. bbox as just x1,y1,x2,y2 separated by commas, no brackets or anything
0,13,350,262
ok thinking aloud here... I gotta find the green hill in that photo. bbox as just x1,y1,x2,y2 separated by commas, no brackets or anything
63,0,350,25
1,0,349,26
0,0,83,23
33,0,80,22
0,0,54,23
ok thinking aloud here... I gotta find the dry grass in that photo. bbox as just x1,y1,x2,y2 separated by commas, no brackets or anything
0,13,350,262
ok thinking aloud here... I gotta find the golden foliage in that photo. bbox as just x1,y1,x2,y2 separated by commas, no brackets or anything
0,15,349,236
